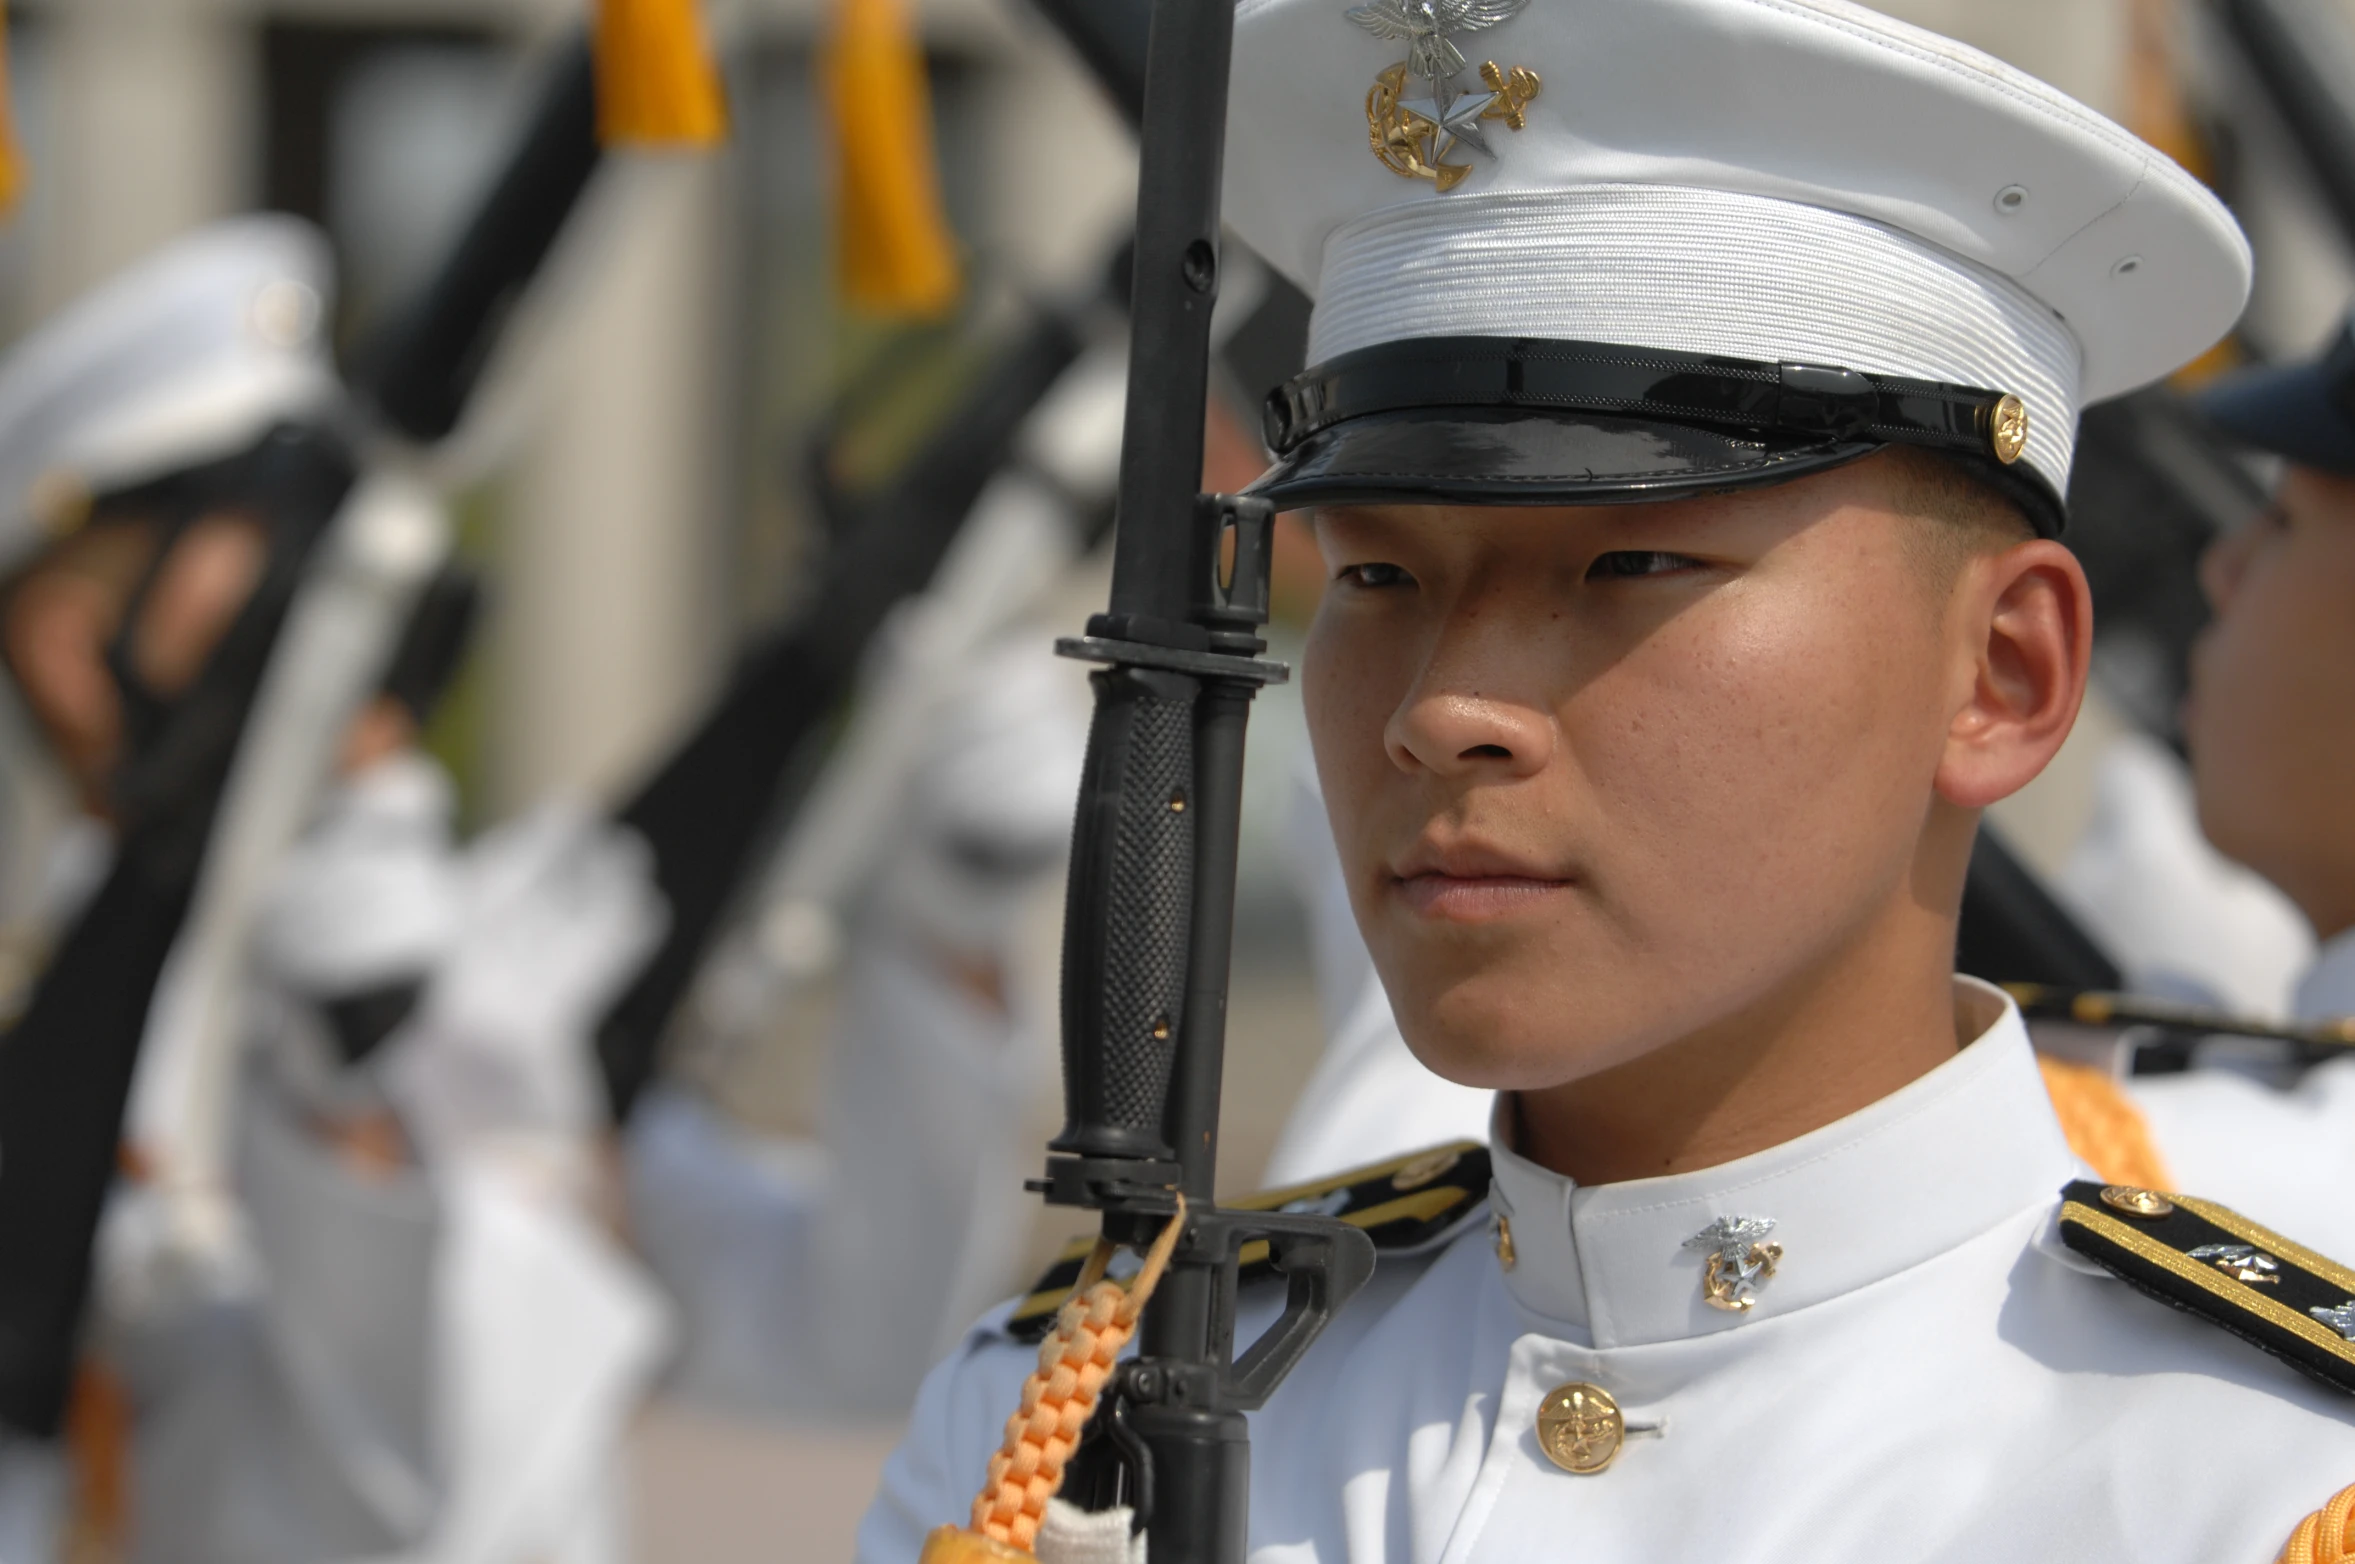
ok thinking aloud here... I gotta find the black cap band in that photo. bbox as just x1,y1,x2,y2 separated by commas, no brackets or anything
1256,335,2063,534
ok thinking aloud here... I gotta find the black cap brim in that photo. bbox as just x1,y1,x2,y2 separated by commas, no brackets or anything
1252,337,2065,533
1251,403,1884,510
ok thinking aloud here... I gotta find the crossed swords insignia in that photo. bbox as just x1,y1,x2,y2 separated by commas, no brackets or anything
1347,0,1542,190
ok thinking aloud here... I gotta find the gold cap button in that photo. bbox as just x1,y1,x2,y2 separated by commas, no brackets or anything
1536,1381,1622,1474
1493,1213,1516,1272
2100,1185,2174,1219
1988,393,2029,465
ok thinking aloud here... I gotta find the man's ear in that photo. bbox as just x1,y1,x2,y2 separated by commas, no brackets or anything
1933,538,2091,810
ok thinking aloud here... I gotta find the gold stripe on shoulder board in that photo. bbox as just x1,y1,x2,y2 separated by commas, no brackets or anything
1007,1141,1489,1337
2056,1178,2355,1394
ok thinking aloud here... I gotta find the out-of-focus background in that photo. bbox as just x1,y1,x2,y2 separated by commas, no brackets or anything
5,0,2355,1555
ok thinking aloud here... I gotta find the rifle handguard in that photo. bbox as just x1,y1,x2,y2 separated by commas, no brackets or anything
1052,667,1199,1162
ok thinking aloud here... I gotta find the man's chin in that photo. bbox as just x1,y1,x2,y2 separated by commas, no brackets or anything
1397,983,1663,1094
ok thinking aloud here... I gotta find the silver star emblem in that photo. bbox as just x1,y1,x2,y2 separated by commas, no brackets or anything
2314,1301,2355,1341
2189,1242,2283,1285
1393,83,1496,158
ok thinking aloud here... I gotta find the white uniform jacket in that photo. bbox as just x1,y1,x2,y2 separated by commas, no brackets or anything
860,994,2355,1563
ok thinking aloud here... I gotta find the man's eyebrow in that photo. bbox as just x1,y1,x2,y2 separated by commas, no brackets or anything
1306,503,1412,531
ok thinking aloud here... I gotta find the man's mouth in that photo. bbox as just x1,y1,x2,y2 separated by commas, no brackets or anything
1388,842,1575,921
1391,873,1570,921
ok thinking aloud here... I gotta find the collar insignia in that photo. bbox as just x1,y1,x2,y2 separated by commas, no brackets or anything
1684,1215,1782,1314
1350,0,1541,190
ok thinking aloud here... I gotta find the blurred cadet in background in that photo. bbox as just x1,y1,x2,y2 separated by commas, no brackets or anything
2184,320,2355,1013
2112,320,2355,1235
0,213,671,1563
0,215,352,1560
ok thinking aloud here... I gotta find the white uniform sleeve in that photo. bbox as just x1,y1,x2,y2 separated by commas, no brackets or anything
854,1307,1040,1564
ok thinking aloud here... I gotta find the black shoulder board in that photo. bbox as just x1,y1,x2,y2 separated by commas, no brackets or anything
1005,1141,1490,1343
2058,1178,2355,1395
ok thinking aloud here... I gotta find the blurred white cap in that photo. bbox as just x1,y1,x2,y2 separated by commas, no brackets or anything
0,213,339,572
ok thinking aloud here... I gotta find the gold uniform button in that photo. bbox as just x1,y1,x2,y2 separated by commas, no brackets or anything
2100,1185,2174,1220
1535,1381,1623,1474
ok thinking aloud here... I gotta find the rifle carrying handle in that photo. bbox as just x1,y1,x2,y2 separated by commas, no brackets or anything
1053,666,1198,1161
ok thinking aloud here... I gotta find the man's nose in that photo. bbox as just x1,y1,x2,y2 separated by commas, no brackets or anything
1384,686,1552,778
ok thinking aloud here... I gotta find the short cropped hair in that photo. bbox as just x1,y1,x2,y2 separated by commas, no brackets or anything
1879,447,2037,586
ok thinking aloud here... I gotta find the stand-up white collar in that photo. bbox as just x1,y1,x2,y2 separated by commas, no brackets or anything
1485,978,2078,1349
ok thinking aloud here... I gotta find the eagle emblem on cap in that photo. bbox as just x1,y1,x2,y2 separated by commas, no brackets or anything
1351,0,1540,191
1347,0,1525,81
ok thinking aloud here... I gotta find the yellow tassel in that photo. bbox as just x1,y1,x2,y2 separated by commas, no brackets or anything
0,1,26,218
823,0,963,317
594,0,729,148
2037,1054,2172,1191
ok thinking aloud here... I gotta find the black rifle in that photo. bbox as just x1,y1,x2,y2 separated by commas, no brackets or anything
1029,0,1373,1555
0,30,602,1439
0,429,354,1436
590,49,1311,1122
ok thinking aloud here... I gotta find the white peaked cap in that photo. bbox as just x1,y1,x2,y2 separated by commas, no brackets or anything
0,214,339,573
1224,0,2252,514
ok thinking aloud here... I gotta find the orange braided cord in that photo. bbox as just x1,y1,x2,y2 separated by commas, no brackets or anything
966,1196,1187,1552
2037,1054,2172,1190
973,1277,1135,1547
2279,1479,2355,1563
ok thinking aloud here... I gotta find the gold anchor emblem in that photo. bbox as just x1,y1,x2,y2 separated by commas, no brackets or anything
1684,1215,1782,1314
1366,59,1541,190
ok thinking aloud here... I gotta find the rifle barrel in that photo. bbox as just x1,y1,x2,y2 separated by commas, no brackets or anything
2007,983,2355,1052
350,33,601,443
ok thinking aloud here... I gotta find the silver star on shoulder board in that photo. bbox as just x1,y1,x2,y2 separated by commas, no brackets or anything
2315,1301,2355,1341
1684,1215,1777,1260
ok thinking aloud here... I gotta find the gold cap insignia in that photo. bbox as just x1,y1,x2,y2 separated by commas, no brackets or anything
1987,393,2029,465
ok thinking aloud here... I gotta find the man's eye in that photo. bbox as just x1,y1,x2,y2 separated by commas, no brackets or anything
1588,550,1701,580
1338,562,1413,588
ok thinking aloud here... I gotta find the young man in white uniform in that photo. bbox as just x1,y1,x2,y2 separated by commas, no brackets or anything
857,0,2355,1557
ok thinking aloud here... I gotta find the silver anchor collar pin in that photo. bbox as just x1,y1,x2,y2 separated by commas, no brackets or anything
1684,1215,1783,1314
